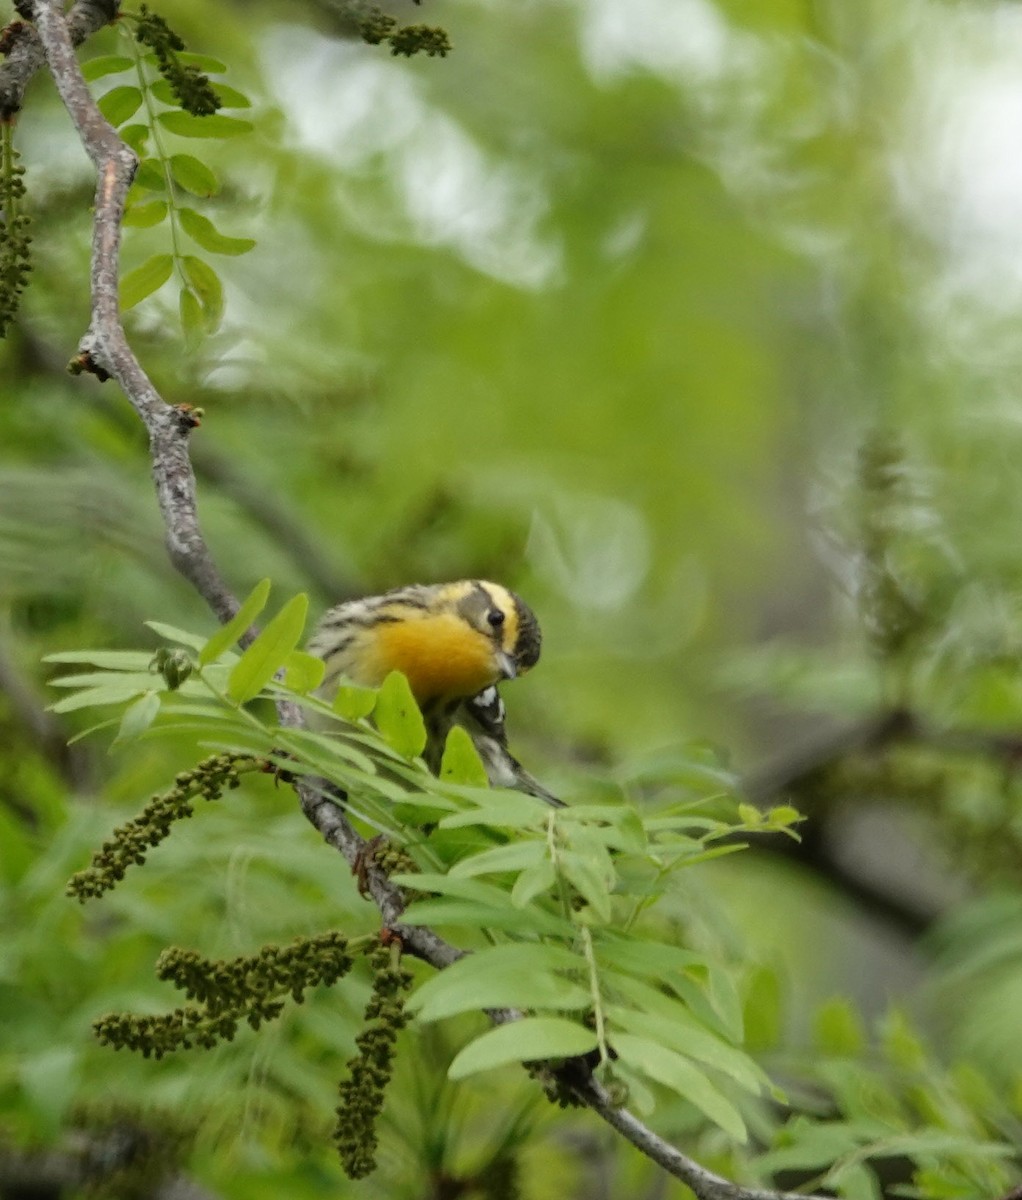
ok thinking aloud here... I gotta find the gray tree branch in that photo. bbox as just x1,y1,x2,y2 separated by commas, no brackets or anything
0,0,116,116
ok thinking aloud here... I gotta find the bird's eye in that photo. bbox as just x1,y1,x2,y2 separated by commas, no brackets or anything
487,609,505,628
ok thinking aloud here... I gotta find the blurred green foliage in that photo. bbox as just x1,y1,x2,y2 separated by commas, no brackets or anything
5,0,1022,1196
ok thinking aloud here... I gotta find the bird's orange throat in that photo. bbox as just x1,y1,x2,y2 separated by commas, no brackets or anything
368,611,498,703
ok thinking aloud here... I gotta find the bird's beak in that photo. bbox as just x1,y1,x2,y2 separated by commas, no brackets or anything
496,651,517,681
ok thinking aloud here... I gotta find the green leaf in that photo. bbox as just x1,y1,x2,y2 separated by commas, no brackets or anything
227,593,308,704
410,946,588,1021
510,859,556,907
706,964,745,1042
178,206,255,256
134,158,166,191
608,1002,767,1094
398,897,570,937
558,850,613,922
438,790,552,829
596,937,706,980
145,621,207,651
273,728,377,777
815,997,866,1057
119,123,149,153
449,839,547,879
210,83,251,108
49,683,152,714
449,1018,598,1080
179,285,203,337
199,578,271,665
49,671,166,690
45,650,153,670
82,55,134,80
743,965,782,1052
880,1008,925,1070
180,256,224,332
332,682,377,720
611,1033,747,1140
439,725,489,787
98,85,143,127
119,253,173,310
158,110,253,138
150,79,251,109
122,200,168,229
284,650,326,693
147,51,228,74
114,690,161,744
374,671,427,759
169,154,220,197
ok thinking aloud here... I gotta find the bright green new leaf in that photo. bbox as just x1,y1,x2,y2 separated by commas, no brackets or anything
596,937,706,980
611,1033,747,1141
448,1018,598,1080
82,55,134,80
409,946,589,1022
438,791,551,829
743,965,783,1052
439,725,489,787
180,256,224,331
199,578,271,666
880,1008,925,1070
178,207,255,256
227,593,308,704
399,897,570,938
210,83,251,108
332,682,377,720
49,671,167,691
558,850,613,922
114,690,161,744
50,682,154,714
119,123,149,154
510,859,557,907
122,200,168,229
44,650,153,670
119,254,173,310
814,997,867,1057
158,111,253,138
284,650,326,693
449,839,547,879
374,671,427,759
150,79,251,109
145,621,207,651
133,159,165,191
179,286,203,338
97,85,142,126
608,1002,767,1094
169,154,220,197
151,51,228,74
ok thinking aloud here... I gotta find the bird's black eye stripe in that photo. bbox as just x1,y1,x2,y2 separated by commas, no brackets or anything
487,609,505,627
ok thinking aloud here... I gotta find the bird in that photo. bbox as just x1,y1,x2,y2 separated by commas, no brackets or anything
307,580,563,807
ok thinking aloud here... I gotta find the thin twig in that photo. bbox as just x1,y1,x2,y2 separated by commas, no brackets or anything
0,0,117,117
29,5,823,1196
29,0,240,627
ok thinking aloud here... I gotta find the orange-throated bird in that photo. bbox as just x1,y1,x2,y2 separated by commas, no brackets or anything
307,580,562,806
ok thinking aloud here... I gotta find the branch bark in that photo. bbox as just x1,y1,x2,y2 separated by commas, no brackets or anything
28,4,822,1197
0,0,116,116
